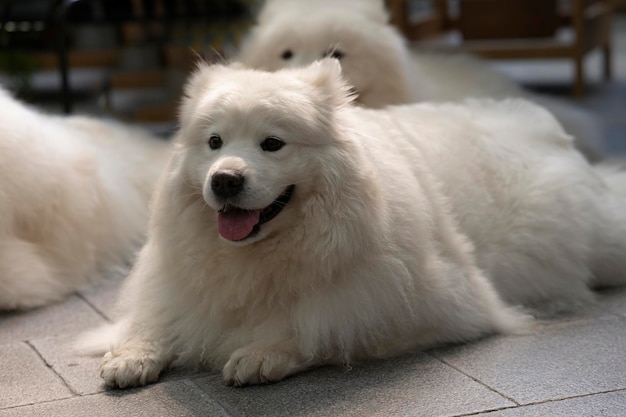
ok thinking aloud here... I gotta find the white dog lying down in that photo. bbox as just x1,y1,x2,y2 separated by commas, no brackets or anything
85,61,626,388
0,87,170,310
238,0,604,160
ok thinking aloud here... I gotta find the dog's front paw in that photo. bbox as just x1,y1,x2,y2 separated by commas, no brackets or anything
223,347,304,387
100,348,164,389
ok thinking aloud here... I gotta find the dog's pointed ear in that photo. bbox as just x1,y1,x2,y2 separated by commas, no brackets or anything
227,61,247,70
179,62,226,126
183,62,222,100
299,59,355,107
305,58,342,87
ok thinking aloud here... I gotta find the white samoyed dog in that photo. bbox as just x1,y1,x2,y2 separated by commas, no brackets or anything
0,87,170,310
86,60,626,388
238,0,604,160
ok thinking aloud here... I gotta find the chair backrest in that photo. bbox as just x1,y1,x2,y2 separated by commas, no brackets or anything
446,0,560,40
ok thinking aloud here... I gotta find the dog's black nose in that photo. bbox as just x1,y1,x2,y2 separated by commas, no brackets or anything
211,171,244,198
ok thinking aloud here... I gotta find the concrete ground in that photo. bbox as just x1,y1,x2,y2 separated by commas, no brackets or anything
1,15,626,417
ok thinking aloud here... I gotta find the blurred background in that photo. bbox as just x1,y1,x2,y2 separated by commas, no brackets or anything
0,0,624,152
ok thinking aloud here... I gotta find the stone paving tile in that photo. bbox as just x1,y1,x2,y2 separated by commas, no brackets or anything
30,334,214,396
29,336,105,396
431,316,626,405
0,343,72,409
472,389,626,417
0,295,106,345
193,353,514,417
0,380,230,417
78,272,126,321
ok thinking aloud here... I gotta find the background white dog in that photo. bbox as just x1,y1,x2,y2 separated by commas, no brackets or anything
0,87,170,310
85,61,626,389
238,0,604,160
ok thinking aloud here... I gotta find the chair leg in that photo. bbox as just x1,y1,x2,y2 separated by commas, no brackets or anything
574,55,585,97
57,31,72,114
386,0,407,36
603,42,612,81
54,0,78,114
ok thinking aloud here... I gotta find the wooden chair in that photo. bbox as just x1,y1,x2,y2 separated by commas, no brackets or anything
387,0,614,96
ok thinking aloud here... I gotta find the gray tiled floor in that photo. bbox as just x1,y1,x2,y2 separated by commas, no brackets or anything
1,13,626,417
473,390,626,417
194,354,516,417
0,380,231,417
0,343,73,408
432,316,626,405
2,284,626,416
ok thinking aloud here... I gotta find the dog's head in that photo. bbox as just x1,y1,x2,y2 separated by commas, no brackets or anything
238,0,411,108
176,59,354,245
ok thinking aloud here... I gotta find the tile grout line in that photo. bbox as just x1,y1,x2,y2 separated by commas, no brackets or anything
24,340,78,397
450,386,626,417
518,386,626,408
0,398,65,412
189,378,243,417
76,292,113,323
450,404,520,417
0,395,82,413
0,384,134,411
427,352,521,406
0,375,214,412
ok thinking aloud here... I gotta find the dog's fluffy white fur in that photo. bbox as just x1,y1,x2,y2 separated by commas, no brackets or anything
238,0,603,159
0,87,170,309
85,61,626,388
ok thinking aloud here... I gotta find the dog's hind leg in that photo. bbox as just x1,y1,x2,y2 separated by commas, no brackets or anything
0,239,71,309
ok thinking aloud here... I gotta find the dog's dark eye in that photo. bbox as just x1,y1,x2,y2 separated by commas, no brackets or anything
208,134,222,150
281,49,293,60
260,136,285,152
324,49,345,60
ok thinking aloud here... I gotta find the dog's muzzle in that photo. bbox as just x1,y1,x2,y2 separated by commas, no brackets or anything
214,178,295,242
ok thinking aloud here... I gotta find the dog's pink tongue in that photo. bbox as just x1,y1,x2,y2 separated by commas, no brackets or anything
218,209,261,241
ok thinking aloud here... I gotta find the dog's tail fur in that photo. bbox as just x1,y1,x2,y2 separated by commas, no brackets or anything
74,321,125,356
532,95,605,162
594,160,626,198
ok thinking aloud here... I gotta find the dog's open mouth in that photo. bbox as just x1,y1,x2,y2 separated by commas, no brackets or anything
217,185,295,241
